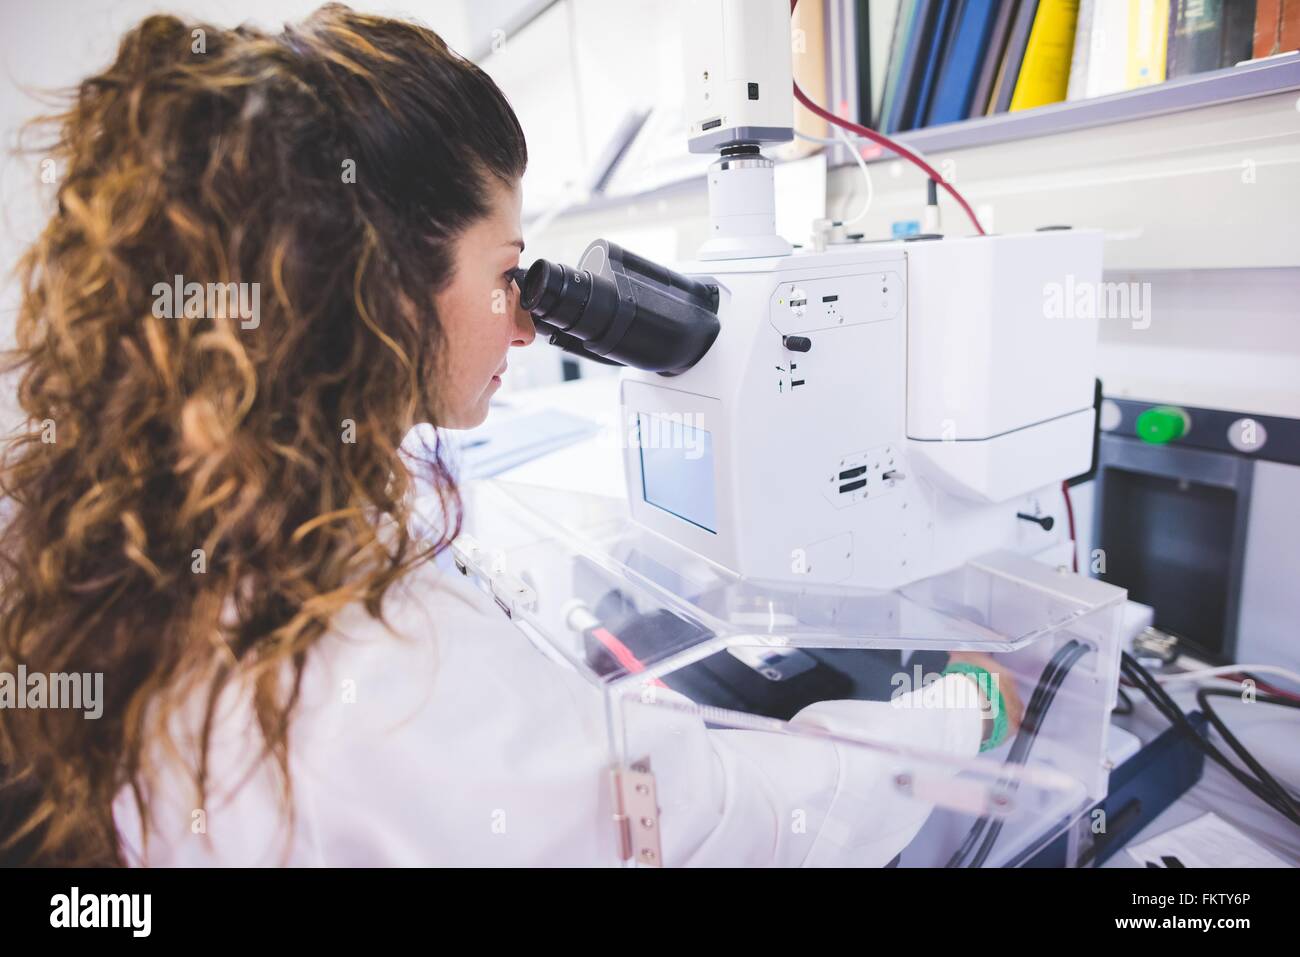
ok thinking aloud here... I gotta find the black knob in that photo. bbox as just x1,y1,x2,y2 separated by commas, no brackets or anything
1016,512,1055,531
783,335,811,352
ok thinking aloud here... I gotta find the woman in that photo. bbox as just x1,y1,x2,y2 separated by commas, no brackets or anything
0,5,1018,867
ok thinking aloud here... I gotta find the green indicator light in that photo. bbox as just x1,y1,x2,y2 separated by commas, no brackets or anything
1136,406,1190,444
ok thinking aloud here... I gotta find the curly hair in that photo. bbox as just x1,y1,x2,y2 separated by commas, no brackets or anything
0,4,527,865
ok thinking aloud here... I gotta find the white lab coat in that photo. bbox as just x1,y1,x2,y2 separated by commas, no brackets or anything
113,554,984,867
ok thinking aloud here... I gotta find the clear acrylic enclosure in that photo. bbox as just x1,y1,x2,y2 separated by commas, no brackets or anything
446,479,1126,867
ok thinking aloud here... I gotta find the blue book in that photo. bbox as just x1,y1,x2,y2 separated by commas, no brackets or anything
905,0,959,131
925,0,1003,127
883,0,936,134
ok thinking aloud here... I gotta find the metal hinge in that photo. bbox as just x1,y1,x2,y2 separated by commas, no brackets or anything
449,534,537,620
609,761,662,867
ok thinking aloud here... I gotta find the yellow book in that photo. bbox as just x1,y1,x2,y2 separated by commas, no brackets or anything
1010,0,1082,112
1125,0,1169,89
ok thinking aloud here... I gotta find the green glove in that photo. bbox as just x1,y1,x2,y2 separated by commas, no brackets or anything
943,661,1010,752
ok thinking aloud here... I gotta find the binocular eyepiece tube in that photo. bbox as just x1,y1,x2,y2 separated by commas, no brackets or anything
517,240,720,376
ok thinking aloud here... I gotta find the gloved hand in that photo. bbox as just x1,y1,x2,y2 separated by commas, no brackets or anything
945,651,1026,749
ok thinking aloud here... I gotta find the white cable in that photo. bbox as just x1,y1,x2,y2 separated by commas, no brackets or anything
794,129,859,147
833,123,873,226
1155,663,1300,688
792,129,874,227
793,127,940,177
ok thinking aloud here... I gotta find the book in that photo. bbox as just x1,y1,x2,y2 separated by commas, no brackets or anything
906,0,960,129
856,0,874,126
928,0,1004,125
1168,0,1224,77
867,0,903,125
1068,0,1169,98
884,0,942,133
877,0,918,131
785,0,829,159
1125,0,1170,90
968,0,1020,116
990,0,1041,113
1009,0,1081,112
1167,0,1255,77
1065,0,1096,99
837,0,865,139
1252,0,1300,57
1222,0,1259,66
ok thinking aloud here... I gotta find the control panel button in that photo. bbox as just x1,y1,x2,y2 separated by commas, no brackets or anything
1135,406,1190,445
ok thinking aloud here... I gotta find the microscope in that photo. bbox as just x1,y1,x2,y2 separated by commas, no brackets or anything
517,0,1102,592
455,0,1130,866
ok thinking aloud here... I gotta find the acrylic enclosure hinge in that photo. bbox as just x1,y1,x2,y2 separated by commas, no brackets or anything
609,761,662,867
449,533,537,619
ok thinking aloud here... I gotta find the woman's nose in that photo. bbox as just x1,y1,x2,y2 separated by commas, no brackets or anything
512,301,536,347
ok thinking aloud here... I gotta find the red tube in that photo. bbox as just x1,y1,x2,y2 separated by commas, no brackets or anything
790,0,987,235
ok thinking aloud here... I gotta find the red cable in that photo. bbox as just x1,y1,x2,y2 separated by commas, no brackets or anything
590,627,668,688
1223,673,1300,704
789,0,986,236
1061,480,1079,573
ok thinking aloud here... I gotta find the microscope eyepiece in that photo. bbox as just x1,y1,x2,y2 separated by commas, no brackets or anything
519,259,592,331
520,260,550,308
518,240,720,376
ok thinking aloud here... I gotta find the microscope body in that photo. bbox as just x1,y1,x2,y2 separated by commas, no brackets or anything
522,0,1103,591
494,3,1127,859
620,229,1102,590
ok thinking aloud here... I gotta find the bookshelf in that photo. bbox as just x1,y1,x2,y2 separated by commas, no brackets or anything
812,2,1300,270
490,0,1297,273
831,0,1297,145
860,51,1300,159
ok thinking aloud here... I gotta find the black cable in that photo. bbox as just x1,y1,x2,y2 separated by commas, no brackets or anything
1233,669,1300,704
1195,687,1300,819
968,641,1089,867
945,640,1087,867
947,644,1071,867
1122,655,1292,820
1113,686,1133,716
946,651,1065,867
1121,652,1300,828
945,652,1064,867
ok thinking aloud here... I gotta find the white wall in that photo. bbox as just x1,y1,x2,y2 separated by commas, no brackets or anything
0,0,505,435
0,0,706,408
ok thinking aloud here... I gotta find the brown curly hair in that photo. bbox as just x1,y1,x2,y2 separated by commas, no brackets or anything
0,4,527,865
